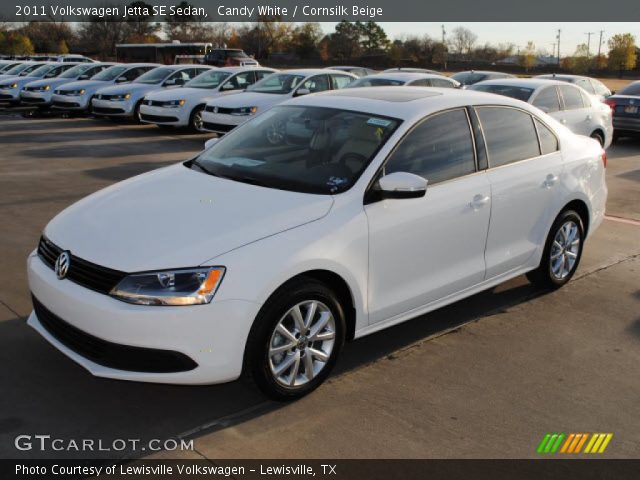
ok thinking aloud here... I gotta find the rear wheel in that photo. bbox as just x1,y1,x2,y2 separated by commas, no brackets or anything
590,130,605,147
526,210,584,289
245,278,345,401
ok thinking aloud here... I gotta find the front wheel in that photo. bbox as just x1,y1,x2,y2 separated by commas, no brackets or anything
245,278,346,401
526,210,584,289
189,105,205,132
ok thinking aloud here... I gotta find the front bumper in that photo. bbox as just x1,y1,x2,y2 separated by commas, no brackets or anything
27,252,260,385
139,104,188,126
92,98,135,117
201,111,247,133
20,89,53,106
51,93,90,110
0,88,20,103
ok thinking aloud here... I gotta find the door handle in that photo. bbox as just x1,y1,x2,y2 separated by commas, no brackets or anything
543,174,559,188
469,194,490,210
586,114,592,120
561,119,567,124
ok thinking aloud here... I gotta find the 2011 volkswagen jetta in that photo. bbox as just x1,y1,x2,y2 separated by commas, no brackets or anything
27,87,607,400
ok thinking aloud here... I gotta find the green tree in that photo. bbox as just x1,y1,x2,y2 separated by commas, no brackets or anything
58,39,69,54
572,43,591,74
3,32,35,55
607,33,636,72
356,21,389,55
125,1,160,40
291,23,322,58
327,21,361,60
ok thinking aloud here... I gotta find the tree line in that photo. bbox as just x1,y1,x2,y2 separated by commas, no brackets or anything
0,8,637,74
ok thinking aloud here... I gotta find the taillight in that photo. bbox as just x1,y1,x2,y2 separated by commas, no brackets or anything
601,150,607,168
604,99,616,112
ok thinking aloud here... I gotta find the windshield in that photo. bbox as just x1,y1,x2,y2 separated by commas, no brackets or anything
470,84,534,102
59,64,94,79
191,105,400,195
451,72,487,85
185,70,230,89
91,65,128,81
349,77,405,87
18,64,46,76
247,73,305,94
28,64,57,77
3,63,32,75
619,82,640,96
135,67,173,84
0,62,18,72
227,50,247,58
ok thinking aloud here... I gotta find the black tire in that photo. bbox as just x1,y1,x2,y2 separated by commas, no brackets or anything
133,100,143,123
87,96,96,115
526,210,584,289
590,130,605,147
245,277,346,401
189,105,205,132
612,131,620,144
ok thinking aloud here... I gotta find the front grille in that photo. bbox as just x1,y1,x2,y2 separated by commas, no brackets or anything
204,106,234,114
0,94,14,100
21,97,46,103
93,106,125,115
52,100,80,108
38,236,126,295
203,122,235,133
32,296,198,373
140,113,178,123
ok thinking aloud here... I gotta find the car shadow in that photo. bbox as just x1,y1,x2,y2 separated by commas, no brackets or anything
0,275,548,460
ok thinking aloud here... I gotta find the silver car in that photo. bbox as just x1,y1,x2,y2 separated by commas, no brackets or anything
91,65,212,121
471,78,613,148
535,74,612,102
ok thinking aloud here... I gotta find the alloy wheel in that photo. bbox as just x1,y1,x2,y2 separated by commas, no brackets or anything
550,220,581,280
268,300,336,388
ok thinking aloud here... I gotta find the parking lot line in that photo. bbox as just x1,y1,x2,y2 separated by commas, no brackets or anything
605,215,640,226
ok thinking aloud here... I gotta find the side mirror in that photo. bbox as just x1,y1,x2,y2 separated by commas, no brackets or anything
78,74,90,80
116,76,128,83
221,82,235,90
610,90,616,95
165,78,185,86
295,88,311,97
377,172,427,199
204,137,220,149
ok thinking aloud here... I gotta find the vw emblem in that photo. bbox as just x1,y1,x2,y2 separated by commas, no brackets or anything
54,251,71,280
631,99,635,105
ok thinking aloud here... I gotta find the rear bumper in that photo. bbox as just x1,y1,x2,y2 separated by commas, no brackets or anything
613,116,640,133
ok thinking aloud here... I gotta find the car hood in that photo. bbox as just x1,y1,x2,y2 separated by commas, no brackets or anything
146,86,226,102
25,78,76,89
57,80,109,92
97,83,161,96
44,163,333,272
211,91,288,110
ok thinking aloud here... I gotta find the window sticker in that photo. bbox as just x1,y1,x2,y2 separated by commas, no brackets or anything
367,118,392,127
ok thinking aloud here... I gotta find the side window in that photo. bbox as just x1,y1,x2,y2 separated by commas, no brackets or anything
255,70,273,81
123,67,146,81
576,78,595,94
476,107,540,167
168,70,191,83
534,118,559,155
532,86,561,113
331,74,354,89
195,68,209,76
301,75,330,93
579,90,593,108
408,79,431,87
592,80,610,97
385,109,476,184
226,71,253,89
432,78,456,88
559,85,585,110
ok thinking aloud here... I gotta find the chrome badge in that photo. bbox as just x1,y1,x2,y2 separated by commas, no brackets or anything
54,251,71,280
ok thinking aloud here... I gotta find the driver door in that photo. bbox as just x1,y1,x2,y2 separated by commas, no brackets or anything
365,108,491,324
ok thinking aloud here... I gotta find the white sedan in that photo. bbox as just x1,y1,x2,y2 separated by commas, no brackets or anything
200,69,357,134
470,78,613,148
27,87,607,400
139,66,277,131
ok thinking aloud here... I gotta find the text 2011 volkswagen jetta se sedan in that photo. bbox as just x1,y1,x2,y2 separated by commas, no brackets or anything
27,87,607,400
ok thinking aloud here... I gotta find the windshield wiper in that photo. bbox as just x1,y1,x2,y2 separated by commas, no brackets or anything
190,161,267,187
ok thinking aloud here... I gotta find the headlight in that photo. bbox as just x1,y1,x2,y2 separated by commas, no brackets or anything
112,93,131,101
110,267,225,306
43,85,50,91
78,89,86,95
231,106,258,116
9,83,18,89
164,99,186,108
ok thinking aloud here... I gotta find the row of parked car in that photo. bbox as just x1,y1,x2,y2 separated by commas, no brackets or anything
1,58,639,144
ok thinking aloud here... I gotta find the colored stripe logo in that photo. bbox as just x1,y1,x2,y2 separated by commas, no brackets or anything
537,433,613,454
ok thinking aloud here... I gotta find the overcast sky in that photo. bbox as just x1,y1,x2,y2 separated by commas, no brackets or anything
321,22,640,57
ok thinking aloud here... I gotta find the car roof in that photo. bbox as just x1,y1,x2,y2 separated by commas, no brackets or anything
360,72,454,82
287,86,536,121
216,66,276,73
119,63,162,68
454,70,512,75
535,74,590,81
473,78,567,89
279,68,350,76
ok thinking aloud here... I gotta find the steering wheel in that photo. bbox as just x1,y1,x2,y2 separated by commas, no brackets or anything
266,121,286,145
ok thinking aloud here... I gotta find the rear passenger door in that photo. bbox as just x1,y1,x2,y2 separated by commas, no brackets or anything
555,85,593,136
329,74,355,89
478,106,564,278
366,108,491,323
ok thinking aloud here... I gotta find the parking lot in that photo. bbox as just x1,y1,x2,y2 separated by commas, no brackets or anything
0,107,639,460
